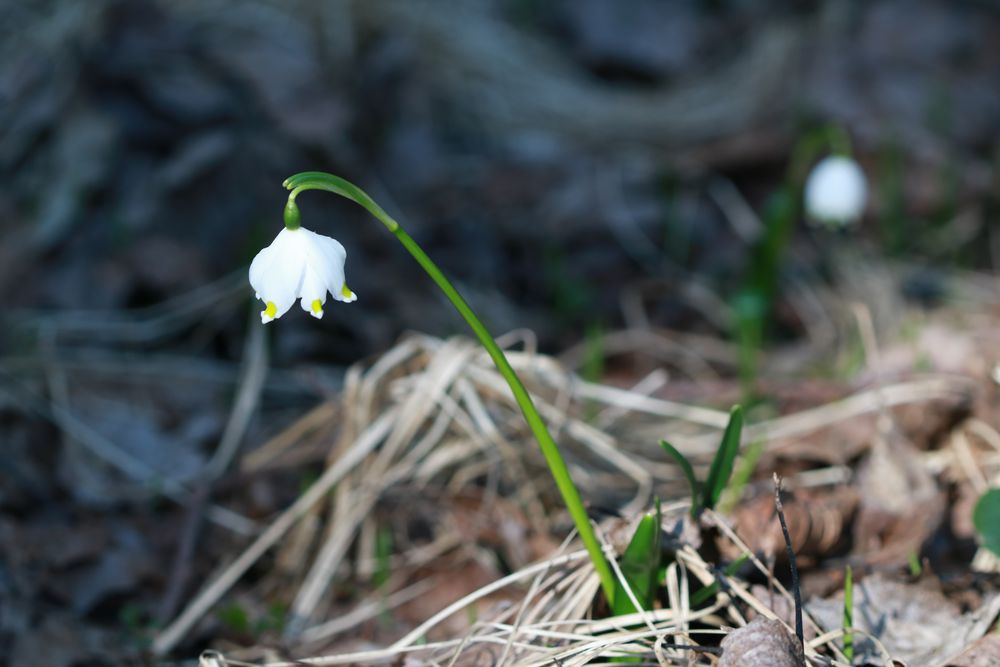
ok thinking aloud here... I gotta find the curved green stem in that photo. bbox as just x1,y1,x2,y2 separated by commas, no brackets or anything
283,172,616,603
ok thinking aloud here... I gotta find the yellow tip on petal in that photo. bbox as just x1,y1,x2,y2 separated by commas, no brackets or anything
310,299,324,318
261,301,278,323
341,285,355,300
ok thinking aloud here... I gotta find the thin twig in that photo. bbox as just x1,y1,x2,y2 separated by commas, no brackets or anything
773,473,804,652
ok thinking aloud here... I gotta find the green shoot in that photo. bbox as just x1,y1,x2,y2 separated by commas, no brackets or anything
701,405,745,512
733,123,855,397
843,565,854,663
659,405,744,517
734,290,765,400
612,499,662,616
373,526,395,627
659,440,699,512
582,321,605,384
373,524,393,589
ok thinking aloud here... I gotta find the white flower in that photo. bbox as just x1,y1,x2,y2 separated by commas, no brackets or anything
804,155,868,226
249,226,357,323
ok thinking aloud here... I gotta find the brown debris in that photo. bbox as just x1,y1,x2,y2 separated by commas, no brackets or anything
808,573,1000,666
719,616,804,667
728,487,858,563
855,434,945,566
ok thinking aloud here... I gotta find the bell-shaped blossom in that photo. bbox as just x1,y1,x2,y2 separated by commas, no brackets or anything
804,155,868,226
249,227,357,323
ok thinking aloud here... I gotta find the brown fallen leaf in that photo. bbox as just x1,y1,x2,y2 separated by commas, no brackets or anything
727,487,858,564
719,616,804,667
855,430,945,566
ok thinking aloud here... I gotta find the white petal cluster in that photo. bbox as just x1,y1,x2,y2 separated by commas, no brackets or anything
249,227,357,323
804,156,868,227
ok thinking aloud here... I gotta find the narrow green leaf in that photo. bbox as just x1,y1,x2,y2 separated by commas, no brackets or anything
659,440,700,515
843,565,854,663
612,499,662,616
974,488,1000,557
702,405,744,512
373,525,393,589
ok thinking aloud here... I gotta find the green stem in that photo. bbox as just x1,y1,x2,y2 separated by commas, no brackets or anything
843,565,854,662
282,172,617,604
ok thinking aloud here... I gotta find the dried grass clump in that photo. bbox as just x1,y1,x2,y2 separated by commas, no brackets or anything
151,322,983,664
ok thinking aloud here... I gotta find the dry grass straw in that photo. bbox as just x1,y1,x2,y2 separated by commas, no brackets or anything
147,322,980,663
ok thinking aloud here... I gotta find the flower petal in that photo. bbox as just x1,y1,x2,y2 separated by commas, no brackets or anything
298,263,328,319
249,245,276,296
339,284,358,303
249,226,358,323
804,156,867,226
252,228,307,322
302,229,354,303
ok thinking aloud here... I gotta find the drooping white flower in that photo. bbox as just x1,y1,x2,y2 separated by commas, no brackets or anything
249,226,357,323
804,155,868,226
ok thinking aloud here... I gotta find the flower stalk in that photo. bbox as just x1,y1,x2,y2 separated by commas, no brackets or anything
281,171,617,603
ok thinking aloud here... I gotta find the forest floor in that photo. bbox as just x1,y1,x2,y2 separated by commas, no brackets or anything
6,250,1000,666
3,2,1000,665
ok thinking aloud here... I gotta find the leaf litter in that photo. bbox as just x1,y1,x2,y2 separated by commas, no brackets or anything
123,279,996,666
2,261,999,666
2,3,1000,663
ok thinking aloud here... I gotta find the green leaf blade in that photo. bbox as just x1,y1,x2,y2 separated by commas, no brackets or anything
659,440,700,515
702,405,744,512
612,501,662,616
843,565,854,662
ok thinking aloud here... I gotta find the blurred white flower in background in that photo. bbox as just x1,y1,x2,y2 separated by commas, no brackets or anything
804,155,868,227
249,227,356,323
